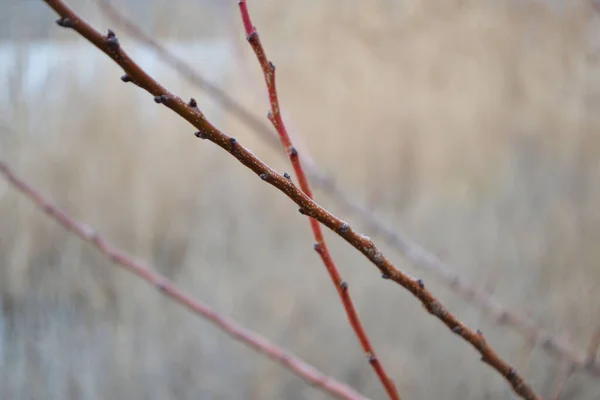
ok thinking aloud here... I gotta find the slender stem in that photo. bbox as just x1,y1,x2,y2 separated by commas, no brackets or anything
236,2,400,399
92,0,600,380
41,1,542,398
0,160,370,400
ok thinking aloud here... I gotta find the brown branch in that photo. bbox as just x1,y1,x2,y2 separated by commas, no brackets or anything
91,0,600,379
237,2,400,399
0,160,370,400
94,0,281,150
41,1,541,399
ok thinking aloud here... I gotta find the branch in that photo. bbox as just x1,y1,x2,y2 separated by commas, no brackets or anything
236,1,399,399
91,0,600,379
0,160,370,400
42,1,541,399
95,0,281,150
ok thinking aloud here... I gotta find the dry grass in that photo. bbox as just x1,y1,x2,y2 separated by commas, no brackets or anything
1,0,600,398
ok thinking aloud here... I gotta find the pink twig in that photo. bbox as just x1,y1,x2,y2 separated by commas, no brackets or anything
0,160,370,400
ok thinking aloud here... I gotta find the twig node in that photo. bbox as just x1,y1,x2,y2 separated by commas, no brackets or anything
106,29,119,49
154,94,168,104
246,31,258,42
56,17,73,28
194,131,208,139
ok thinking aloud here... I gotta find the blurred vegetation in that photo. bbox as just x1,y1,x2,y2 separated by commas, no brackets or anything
1,0,600,399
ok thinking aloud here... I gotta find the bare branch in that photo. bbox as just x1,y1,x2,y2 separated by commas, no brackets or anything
237,1,400,399
91,0,600,380
41,1,541,398
95,0,281,149
0,160,370,400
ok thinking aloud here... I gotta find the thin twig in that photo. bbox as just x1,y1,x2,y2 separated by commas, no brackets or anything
91,0,600,379
0,160,370,400
237,2,400,399
41,1,541,398
95,0,281,150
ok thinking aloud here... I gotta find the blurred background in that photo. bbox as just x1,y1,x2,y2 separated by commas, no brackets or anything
1,0,600,398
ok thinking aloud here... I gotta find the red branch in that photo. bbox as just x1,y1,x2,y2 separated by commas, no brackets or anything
41,1,542,399
0,160,370,400
92,0,600,380
237,1,400,399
